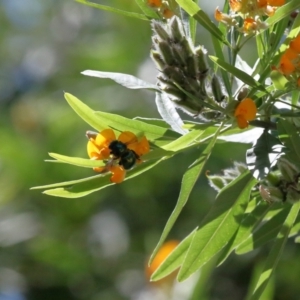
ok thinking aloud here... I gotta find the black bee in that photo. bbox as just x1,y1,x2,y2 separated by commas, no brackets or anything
109,140,139,170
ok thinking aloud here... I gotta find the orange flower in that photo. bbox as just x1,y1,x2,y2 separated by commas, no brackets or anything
279,54,296,75
87,129,150,183
147,0,162,8
234,98,257,129
290,35,300,53
267,0,285,6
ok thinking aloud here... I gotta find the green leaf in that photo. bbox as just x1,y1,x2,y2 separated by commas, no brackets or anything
217,200,272,266
246,130,282,180
48,153,105,168
266,0,300,28
34,158,164,198
175,0,228,46
278,119,300,167
75,0,149,21
64,92,107,131
151,229,197,281
94,110,181,145
235,206,291,255
149,123,224,265
134,0,159,19
155,92,188,135
177,171,256,281
64,92,180,146
210,56,267,92
211,36,231,96
81,70,159,91
270,70,289,90
250,201,300,300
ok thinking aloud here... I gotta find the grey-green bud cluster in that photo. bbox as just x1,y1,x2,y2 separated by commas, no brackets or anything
259,157,300,204
150,16,226,120
207,162,248,192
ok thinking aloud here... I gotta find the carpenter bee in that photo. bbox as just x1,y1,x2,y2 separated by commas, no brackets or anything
109,140,139,170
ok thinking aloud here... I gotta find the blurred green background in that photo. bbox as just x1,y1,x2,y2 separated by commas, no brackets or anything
1,1,300,300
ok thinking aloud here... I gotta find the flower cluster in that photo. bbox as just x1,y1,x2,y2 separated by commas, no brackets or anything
215,0,285,35
277,34,300,86
151,16,226,121
234,98,257,129
146,0,177,19
259,157,300,203
87,129,150,183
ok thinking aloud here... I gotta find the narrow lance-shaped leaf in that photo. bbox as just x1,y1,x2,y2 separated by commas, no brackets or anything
155,92,188,135
246,130,283,180
178,171,256,281
134,0,159,19
266,0,300,27
48,153,106,168
151,229,197,281
278,119,300,167
64,93,107,131
210,56,267,92
81,70,159,91
35,158,164,198
94,110,180,145
149,123,224,264
175,0,228,46
217,201,272,266
235,206,291,255
75,0,149,21
250,201,300,300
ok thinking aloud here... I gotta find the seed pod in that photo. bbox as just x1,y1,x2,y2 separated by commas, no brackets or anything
277,157,299,183
157,40,175,65
169,16,184,42
186,56,197,79
150,50,165,71
163,66,185,84
195,46,209,77
211,74,225,102
259,185,284,203
207,174,226,191
151,21,170,41
286,186,300,203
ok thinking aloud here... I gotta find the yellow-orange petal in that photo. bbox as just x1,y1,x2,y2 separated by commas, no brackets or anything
135,136,150,157
236,115,249,129
229,0,242,12
110,165,126,183
243,18,257,33
87,140,101,159
267,0,285,6
146,240,180,280
162,8,174,19
147,0,162,8
96,129,116,147
284,47,298,60
214,7,224,22
257,0,268,8
234,98,257,121
279,55,296,75
93,166,106,173
118,131,138,145
290,35,300,53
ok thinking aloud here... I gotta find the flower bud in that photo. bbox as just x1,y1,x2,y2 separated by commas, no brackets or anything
152,21,170,41
259,185,284,203
169,16,184,42
277,157,299,183
211,74,225,103
194,46,209,78
157,40,176,65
